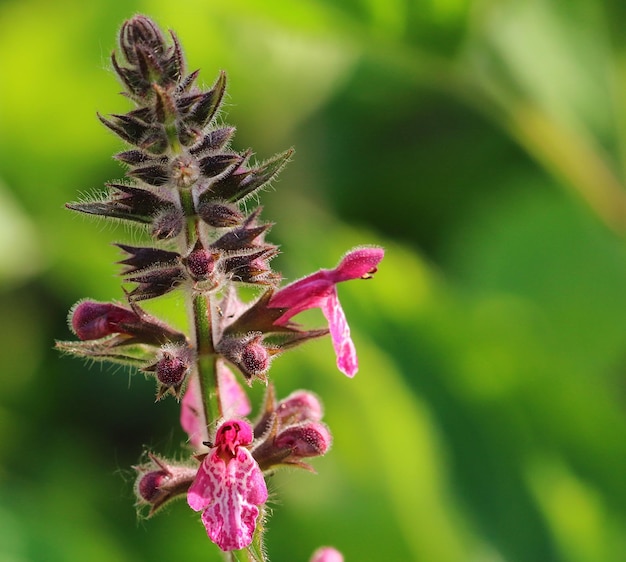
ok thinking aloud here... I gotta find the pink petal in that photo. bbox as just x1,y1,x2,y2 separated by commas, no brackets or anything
269,275,334,324
310,547,344,562
217,360,251,418
269,247,384,326
187,448,267,551
218,285,250,332
276,390,323,424
332,246,384,283
180,373,208,449
321,289,358,377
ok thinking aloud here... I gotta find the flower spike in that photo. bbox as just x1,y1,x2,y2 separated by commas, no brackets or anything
59,15,383,560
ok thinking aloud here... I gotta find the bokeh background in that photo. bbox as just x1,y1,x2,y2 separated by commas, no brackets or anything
1,0,626,560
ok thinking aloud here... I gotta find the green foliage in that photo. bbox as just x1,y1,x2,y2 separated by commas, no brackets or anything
1,0,626,560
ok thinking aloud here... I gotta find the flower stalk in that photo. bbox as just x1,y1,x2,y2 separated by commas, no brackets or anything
193,293,220,426
57,14,383,560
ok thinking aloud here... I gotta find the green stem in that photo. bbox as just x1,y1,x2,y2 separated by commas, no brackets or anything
179,187,196,247
179,184,221,430
193,293,221,426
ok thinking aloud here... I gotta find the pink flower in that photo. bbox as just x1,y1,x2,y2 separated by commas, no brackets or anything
269,246,384,377
187,419,268,551
310,546,344,562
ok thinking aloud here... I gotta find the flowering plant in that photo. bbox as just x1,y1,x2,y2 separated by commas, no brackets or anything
57,15,383,561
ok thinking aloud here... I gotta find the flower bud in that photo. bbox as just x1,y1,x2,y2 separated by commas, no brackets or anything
216,333,277,382
185,72,227,129
241,339,270,378
255,388,323,438
205,148,293,203
114,15,183,100
199,153,242,178
252,420,332,471
189,127,235,156
67,181,177,226
119,16,165,66
128,163,170,186
275,390,323,425
137,469,168,503
274,422,331,458
310,547,344,562
70,300,139,341
68,299,186,346
156,352,188,387
183,244,218,282
252,387,332,471
144,344,192,399
210,208,270,251
134,454,197,516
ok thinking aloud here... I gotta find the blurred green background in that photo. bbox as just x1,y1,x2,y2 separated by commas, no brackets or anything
2,0,626,560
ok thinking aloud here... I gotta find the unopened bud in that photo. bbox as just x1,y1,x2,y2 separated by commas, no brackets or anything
241,340,270,377
156,352,189,387
252,418,332,471
70,300,139,340
276,390,323,425
254,386,325,442
274,422,331,458
134,454,197,516
216,333,276,382
184,245,218,281
120,16,165,65
116,244,180,274
310,547,344,562
137,469,168,503
68,299,186,348
144,345,192,399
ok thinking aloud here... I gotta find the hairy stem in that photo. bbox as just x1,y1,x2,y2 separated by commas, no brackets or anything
193,292,220,425
180,184,220,430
